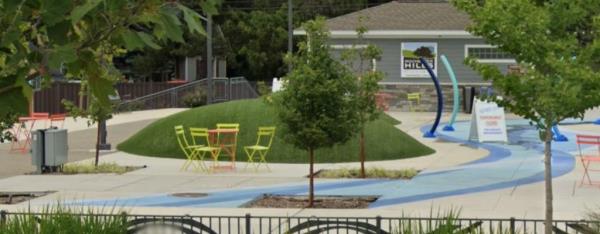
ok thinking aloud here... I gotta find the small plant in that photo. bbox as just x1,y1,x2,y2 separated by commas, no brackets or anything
317,167,418,179
586,210,600,232
182,90,207,108
257,81,272,97
61,162,138,175
0,205,128,234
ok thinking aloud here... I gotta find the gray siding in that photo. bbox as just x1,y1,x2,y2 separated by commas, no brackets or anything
329,38,512,84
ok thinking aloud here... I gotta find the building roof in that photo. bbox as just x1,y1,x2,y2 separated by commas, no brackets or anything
294,1,475,38
325,1,471,31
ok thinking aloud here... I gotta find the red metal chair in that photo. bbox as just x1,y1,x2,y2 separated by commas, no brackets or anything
575,134,600,187
31,112,50,128
50,113,66,128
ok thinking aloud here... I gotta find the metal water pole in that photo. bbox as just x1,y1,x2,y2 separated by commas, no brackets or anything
420,57,443,138
440,55,459,131
206,13,213,104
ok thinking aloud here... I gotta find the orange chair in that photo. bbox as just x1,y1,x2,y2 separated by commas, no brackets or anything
50,114,66,128
31,112,50,128
575,134,600,187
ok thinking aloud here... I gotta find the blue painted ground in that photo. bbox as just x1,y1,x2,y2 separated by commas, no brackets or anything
78,120,584,208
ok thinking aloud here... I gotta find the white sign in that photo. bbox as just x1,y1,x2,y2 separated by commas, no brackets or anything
401,42,437,78
272,78,283,93
469,99,508,143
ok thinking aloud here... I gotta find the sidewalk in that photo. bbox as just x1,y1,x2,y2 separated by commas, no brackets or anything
0,110,599,220
0,108,187,179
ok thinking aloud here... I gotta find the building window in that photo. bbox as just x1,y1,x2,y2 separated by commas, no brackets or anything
465,45,515,63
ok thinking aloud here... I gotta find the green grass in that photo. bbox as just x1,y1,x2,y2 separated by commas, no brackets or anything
117,99,434,163
317,167,419,179
0,206,127,234
61,162,138,175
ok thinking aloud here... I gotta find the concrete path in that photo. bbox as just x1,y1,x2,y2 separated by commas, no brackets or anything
1,110,599,220
0,109,186,179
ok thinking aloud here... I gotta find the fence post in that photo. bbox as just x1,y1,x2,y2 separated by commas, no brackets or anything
245,213,251,234
376,216,382,234
509,217,515,234
1,210,7,225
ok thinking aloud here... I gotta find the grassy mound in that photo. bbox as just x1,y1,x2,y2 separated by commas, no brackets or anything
117,99,434,163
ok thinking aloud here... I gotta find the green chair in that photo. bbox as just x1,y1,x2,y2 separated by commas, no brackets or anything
174,125,204,171
407,92,421,112
244,127,276,171
189,127,222,172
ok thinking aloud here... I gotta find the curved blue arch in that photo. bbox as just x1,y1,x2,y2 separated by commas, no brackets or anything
419,57,443,138
440,55,460,131
552,125,568,142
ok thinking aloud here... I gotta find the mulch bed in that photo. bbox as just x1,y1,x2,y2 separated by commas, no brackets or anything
0,191,55,205
242,195,379,209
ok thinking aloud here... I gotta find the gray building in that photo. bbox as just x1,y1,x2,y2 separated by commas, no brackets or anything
294,1,516,111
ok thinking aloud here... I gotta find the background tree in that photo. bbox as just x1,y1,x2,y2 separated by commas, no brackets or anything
0,0,215,162
414,46,433,58
273,18,359,207
452,0,600,233
340,21,384,178
220,9,288,81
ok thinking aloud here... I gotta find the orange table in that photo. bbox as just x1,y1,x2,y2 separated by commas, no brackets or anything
207,129,239,170
10,115,48,153
375,92,393,111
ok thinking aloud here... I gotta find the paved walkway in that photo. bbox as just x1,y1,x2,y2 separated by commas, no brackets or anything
0,109,185,178
0,110,599,220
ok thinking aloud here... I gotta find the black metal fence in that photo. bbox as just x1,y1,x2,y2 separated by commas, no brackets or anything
114,76,259,112
1,211,598,234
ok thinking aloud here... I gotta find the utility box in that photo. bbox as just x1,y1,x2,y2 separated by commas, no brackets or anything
31,128,68,173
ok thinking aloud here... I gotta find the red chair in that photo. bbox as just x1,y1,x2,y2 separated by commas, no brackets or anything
575,134,600,187
50,113,66,128
31,112,50,128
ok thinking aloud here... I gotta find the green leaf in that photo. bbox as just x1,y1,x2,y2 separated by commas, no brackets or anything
41,0,72,26
47,20,72,45
48,45,78,70
105,0,126,11
120,30,145,50
70,0,102,22
158,9,184,43
0,27,20,47
136,32,161,50
88,73,115,108
200,0,220,16
178,4,206,36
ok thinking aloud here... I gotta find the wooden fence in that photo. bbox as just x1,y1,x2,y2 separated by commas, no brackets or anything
33,82,184,114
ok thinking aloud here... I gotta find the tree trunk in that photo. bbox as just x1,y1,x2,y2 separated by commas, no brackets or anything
543,127,554,234
308,148,314,208
360,129,366,178
95,123,101,167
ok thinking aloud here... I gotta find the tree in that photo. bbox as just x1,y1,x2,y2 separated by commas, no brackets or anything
220,8,288,81
414,46,433,58
340,20,384,178
273,17,359,207
0,0,216,168
452,0,600,233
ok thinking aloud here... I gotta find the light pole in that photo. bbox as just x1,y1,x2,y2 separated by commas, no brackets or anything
287,0,293,72
206,13,213,104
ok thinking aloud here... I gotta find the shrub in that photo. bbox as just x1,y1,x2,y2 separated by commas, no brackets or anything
317,167,419,179
61,162,136,175
257,81,272,96
0,206,127,234
181,90,207,108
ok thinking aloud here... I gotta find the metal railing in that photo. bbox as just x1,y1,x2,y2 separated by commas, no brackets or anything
114,77,259,112
1,210,598,234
